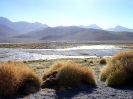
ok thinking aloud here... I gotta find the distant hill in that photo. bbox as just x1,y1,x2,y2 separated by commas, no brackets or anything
1,16,133,43
15,26,133,42
0,17,49,34
15,26,85,39
107,25,133,32
0,17,12,27
0,24,19,37
79,24,102,30
41,28,133,42
12,21,49,33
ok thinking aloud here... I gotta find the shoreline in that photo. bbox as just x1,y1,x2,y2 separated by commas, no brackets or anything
0,42,133,49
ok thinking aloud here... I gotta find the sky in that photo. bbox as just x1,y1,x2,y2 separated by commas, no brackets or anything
0,0,133,29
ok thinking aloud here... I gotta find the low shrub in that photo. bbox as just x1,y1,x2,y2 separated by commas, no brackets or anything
42,61,63,81
17,63,41,95
0,61,41,96
100,65,112,82
100,50,133,86
0,62,20,96
56,61,83,87
90,60,93,64
80,66,96,86
83,59,88,62
7,60,13,63
42,61,96,88
105,68,128,86
23,60,27,63
99,58,107,64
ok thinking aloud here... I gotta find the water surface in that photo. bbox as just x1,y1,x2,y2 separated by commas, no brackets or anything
0,45,122,61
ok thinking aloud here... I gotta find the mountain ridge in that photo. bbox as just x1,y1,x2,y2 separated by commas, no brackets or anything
0,17,49,34
0,24,19,37
78,24,102,30
107,25,133,32
40,28,133,42
0,17,133,43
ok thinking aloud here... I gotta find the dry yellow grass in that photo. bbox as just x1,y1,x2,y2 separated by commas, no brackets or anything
42,61,64,81
81,66,96,86
99,58,107,64
89,60,93,64
100,50,133,86
56,61,83,87
105,68,128,86
42,61,96,88
23,60,27,63
0,62,21,95
17,63,41,95
0,61,41,96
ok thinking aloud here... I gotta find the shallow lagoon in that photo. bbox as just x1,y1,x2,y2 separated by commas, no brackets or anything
0,45,122,61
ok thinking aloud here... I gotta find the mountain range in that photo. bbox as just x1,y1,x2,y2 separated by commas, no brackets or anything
14,26,133,42
0,17,49,34
107,25,133,32
78,24,102,30
0,24,19,37
0,17,133,43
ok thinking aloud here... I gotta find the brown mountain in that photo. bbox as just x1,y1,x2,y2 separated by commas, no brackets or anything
15,26,133,42
41,29,133,42
0,17,49,34
107,25,133,32
15,26,85,39
0,24,19,37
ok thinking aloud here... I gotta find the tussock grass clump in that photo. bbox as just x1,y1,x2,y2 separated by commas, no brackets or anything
100,65,112,82
0,62,20,96
42,61,96,88
99,58,107,64
83,59,88,62
42,61,63,81
23,60,27,63
0,61,41,96
7,60,13,63
81,66,97,86
89,60,93,64
17,63,41,95
57,63,82,87
100,50,133,86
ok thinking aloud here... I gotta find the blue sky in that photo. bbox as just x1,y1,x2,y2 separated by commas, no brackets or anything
0,0,133,29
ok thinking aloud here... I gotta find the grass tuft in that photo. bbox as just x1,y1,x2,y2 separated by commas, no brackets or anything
42,61,64,81
100,50,133,86
89,60,93,64
0,61,41,96
56,61,83,87
99,58,107,64
23,60,27,63
42,61,96,88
